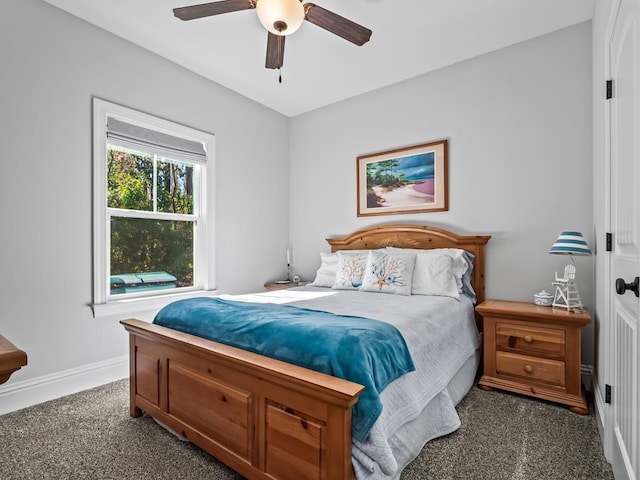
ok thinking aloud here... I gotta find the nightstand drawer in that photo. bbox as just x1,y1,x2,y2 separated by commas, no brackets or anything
496,323,565,356
496,351,565,387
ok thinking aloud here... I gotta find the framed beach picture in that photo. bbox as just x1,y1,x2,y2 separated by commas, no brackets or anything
357,139,448,217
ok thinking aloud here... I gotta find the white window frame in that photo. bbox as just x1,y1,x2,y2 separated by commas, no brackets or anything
92,98,216,317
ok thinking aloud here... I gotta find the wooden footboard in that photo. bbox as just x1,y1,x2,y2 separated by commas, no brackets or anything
120,223,490,480
121,319,363,480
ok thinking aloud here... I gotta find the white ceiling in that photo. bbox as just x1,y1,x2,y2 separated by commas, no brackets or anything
42,0,595,117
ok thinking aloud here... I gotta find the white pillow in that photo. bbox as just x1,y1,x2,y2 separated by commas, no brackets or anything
360,250,416,296
387,247,468,298
311,252,338,287
332,250,370,290
437,248,469,291
410,254,459,298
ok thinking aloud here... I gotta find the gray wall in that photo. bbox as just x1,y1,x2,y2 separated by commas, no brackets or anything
0,0,289,383
289,22,595,365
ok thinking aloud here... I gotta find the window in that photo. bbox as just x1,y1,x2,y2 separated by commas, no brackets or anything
93,99,215,313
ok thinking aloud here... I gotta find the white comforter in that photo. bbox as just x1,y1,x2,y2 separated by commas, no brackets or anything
220,287,481,480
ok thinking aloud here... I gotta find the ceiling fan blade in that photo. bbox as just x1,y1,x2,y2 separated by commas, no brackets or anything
173,0,255,21
265,32,285,69
304,3,372,46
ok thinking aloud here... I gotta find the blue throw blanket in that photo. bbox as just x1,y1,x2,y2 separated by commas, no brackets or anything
154,297,415,442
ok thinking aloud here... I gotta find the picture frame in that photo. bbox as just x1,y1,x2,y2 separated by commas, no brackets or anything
357,139,448,217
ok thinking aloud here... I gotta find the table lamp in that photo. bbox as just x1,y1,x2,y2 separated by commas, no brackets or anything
549,231,592,309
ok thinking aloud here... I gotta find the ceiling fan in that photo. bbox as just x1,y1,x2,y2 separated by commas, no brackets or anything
173,0,372,72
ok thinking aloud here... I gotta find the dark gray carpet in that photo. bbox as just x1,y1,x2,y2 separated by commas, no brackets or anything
0,380,613,479
402,387,614,480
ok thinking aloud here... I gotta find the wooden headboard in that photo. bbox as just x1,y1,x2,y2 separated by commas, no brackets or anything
326,224,491,306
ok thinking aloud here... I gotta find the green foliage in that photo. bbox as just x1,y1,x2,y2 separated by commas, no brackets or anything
366,159,406,189
107,147,195,289
107,149,153,210
365,159,407,208
157,160,193,214
111,217,193,287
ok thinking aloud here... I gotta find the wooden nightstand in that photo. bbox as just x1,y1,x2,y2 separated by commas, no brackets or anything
264,280,308,291
476,300,590,414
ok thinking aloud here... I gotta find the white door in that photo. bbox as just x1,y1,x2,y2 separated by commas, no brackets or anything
609,0,639,478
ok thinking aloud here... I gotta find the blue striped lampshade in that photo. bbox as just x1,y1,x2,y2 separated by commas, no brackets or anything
549,231,592,255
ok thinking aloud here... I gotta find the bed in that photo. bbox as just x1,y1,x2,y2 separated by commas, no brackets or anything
121,224,490,480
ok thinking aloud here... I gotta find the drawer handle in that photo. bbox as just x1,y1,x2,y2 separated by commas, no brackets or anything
524,365,533,374
523,335,534,343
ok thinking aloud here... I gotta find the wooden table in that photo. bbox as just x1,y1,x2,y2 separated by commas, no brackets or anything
264,280,308,291
476,299,590,414
0,335,27,384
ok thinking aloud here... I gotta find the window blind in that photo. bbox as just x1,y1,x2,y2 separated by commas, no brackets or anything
106,117,207,164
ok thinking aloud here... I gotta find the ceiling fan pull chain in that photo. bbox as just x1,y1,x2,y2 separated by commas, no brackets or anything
278,33,283,84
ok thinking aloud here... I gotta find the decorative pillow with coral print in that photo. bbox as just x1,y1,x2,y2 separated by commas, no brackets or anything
360,250,416,296
332,251,370,290
312,250,372,288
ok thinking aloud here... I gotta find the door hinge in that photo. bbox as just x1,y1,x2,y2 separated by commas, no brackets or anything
606,232,613,251
606,80,614,99
605,384,612,404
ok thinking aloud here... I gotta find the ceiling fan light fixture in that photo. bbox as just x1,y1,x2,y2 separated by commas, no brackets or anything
256,0,304,35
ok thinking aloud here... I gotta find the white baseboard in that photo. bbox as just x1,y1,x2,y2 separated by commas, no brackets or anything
0,355,128,415
590,369,608,442
581,365,609,442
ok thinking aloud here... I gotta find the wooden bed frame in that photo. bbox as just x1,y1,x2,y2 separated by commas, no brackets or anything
121,224,490,480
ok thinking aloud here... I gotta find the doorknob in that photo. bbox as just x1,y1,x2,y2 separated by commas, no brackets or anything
615,277,640,297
